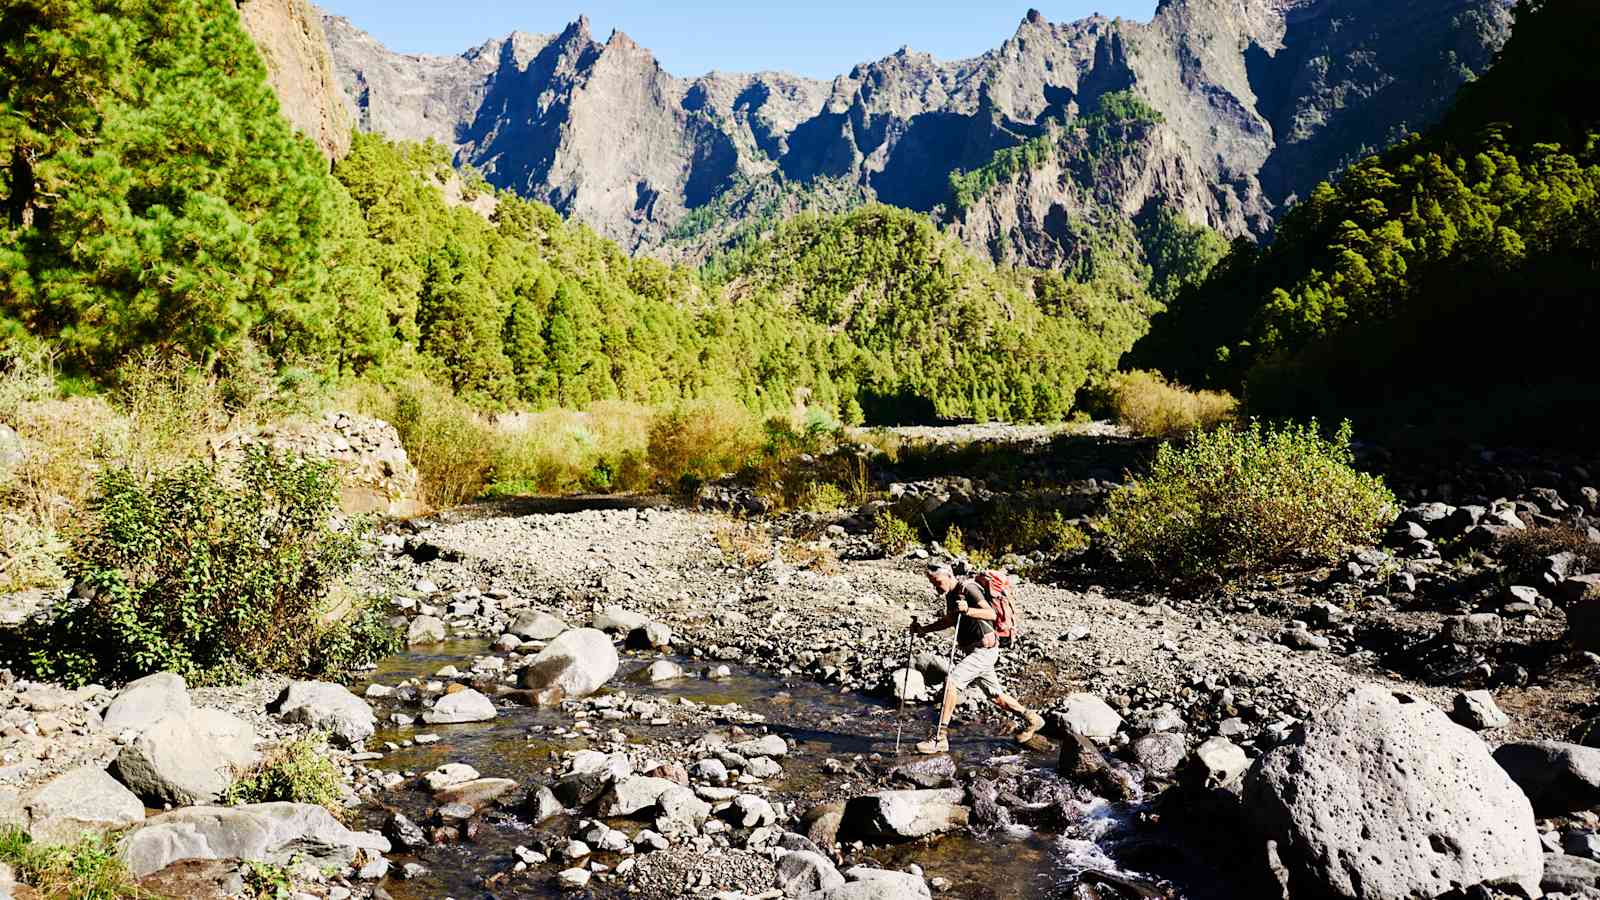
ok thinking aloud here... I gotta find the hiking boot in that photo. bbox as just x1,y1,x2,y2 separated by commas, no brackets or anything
914,732,949,754
1014,711,1045,743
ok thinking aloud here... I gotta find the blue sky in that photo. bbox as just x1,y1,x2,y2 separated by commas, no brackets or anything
316,1,1160,80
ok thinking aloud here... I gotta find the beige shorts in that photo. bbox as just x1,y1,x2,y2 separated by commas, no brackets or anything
946,646,1003,699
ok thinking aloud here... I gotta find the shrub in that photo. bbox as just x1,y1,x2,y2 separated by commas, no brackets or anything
225,733,346,814
1497,524,1600,577
347,376,496,508
30,446,367,687
873,513,918,555
646,399,761,493
798,481,849,512
0,828,141,899
491,401,654,496
1101,420,1396,582
1108,369,1236,439
306,599,403,680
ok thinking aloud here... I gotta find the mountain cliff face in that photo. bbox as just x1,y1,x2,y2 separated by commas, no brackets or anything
321,0,1512,261
236,0,353,162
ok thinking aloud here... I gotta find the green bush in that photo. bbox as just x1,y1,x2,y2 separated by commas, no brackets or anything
873,513,918,555
1101,420,1395,581
31,446,368,686
0,828,141,899
225,733,346,814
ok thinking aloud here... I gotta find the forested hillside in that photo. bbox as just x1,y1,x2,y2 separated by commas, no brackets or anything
1134,0,1600,443
0,0,1145,426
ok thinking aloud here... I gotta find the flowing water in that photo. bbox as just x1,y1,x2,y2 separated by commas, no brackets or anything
356,638,1183,899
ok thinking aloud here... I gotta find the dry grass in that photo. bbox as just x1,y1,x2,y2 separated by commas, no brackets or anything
714,522,774,567
340,376,496,508
783,541,841,575
1108,369,1236,440
492,401,654,495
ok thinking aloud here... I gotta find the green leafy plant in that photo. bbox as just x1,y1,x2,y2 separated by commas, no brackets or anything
798,481,849,513
30,446,367,686
873,513,918,556
1101,420,1396,582
225,734,346,814
1107,369,1236,439
239,859,295,899
0,828,144,899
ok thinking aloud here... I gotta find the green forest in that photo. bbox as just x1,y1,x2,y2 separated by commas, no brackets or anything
0,0,1160,427
1134,0,1600,442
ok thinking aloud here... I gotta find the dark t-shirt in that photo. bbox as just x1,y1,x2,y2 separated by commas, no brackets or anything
946,580,996,648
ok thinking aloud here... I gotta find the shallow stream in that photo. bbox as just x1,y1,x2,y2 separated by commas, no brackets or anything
356,639,1172,899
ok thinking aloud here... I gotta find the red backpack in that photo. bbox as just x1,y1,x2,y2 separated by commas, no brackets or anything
973,570,1019,647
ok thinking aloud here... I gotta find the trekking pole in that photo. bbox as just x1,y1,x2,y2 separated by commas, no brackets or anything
894,624,916,754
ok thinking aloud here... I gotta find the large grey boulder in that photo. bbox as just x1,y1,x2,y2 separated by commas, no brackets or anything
805,866,932,899
1543,853,1600,896
598,775,677,817
112,710,260,806
118,802,390,878
839,788,969,842
1244,686,1542,900
777,850,845,896
1052,693,1123,742
517,628,618,698
1493,740,1600,815
422,689,496,724
269,681,376,747
653,785,710,837
406,615,447,645
102,671,190,734
22,766,145,845
509,609,568,641
591,606,647,634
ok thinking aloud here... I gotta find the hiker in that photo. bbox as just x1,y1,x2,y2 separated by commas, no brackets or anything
909,562,1045,753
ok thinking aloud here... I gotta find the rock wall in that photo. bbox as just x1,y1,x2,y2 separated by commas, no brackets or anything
213,412,422,518
236,0,354,162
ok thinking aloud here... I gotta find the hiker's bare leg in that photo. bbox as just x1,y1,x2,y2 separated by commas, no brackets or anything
994,693,1027,715
938,681,961,730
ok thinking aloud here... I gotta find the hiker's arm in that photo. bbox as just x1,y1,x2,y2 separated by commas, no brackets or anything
912,613,957,635
955,582,996,621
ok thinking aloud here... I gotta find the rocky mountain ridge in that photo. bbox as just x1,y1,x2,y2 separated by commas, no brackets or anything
315,0,1512,263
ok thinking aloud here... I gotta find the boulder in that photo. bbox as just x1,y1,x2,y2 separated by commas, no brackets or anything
102,672,190,735
800,801,846,849
1441,613,1504,645
776,849,845,896
625,622,673,651
422,689,496,724
591,606,647,634
1130,732,1187,777
1057,732,1134,800
433,778,517,811
1244,686,1542,900
731,794,776,827
22,766,145,845
817,866,933,900
525,786,563,823
517,628,618,699
886,668,928,703
631,660,685,683
422,764,479,792
1190,737,1249,791
839,788,969,842
509,610,568,641
269,682,375,747
113,710,260,806
406,615,447,645
654,785,710,837
598,776,677,817
118,802,390,879
1557,573,1600,606
1449,690,1510,731
1051,693,1123,742
1493,740,1600,815
886,754,955,789
729,734,788,758
1542,854,1600,896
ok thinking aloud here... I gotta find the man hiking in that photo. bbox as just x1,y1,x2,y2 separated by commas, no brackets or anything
909,563,1045,753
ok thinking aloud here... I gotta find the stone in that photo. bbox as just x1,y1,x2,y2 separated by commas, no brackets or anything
22,765,145,845
1564,830,1600,861
269,682,376,747
1057,732,1134,800
423,689,496,724
384,813,427,850
731,794,775,827
1492,740,1600,815
1052,693,1123,742
728,734,787,758
113,710,260,806
800,801,846,848
1130,732,1187,777
886,754,955,789
1542,854,1600,896
422,763,479,792
1450,690,1510,730
776,850,845,896
118,802,390,878
509,610,568,641
625,622,673,650
433,778,517,811
102,671,190,734
406,615,447,645
591,606,647,634
517,628,619,699
690,758,729,785
839,788,969,842
1557,573,1600,606
599,775,677,817
823,866,933,899
886,668,927,703
555,867,591,891
1244,686,1542,900
524,786,563,823
632,660,685,683
1440,613,1504,645
654,785,710,837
